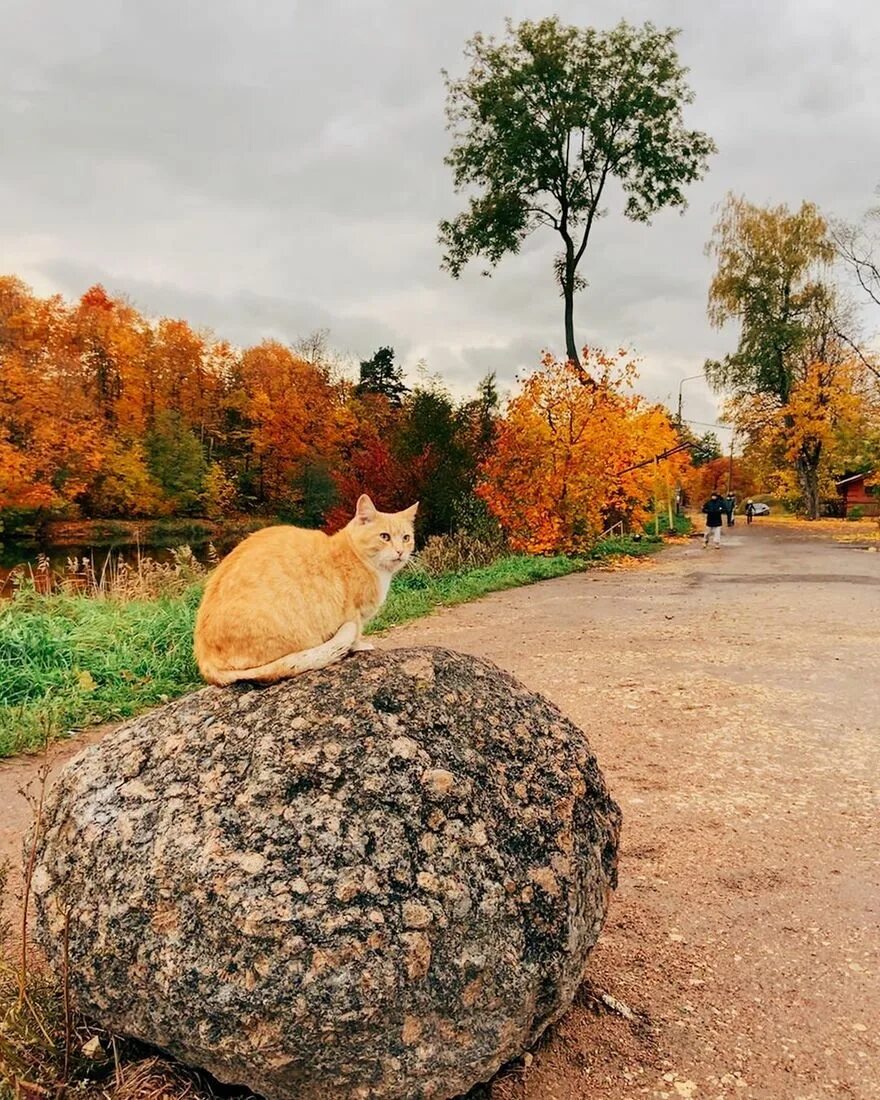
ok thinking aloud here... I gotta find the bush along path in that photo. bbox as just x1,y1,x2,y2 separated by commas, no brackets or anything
0,531,678,758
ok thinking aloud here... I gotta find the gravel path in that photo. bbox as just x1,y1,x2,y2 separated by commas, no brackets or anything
387,522,880,1100
2,521,878,1099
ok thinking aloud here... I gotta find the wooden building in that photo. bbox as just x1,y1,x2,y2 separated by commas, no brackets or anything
835,471,878,517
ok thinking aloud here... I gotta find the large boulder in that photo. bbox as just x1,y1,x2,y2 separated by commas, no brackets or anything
31,647,620,1100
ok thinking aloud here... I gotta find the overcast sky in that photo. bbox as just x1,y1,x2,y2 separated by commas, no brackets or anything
3,0,878,429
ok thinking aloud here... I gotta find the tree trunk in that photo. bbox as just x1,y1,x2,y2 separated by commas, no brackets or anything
796,445,822,520
559,219,579,367
563,277,579,367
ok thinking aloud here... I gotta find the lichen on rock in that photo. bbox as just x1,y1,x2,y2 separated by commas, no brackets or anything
31,647,621,1100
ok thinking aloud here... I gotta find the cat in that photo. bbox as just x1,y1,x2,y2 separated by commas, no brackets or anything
194,495,418,685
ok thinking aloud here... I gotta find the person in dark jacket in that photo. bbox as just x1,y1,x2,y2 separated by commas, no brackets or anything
725,493,736,526
746,499,755,524
702,492,726,548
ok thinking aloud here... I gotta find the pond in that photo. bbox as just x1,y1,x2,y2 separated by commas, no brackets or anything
0,537,238,597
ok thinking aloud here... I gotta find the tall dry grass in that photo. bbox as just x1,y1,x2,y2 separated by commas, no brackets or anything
4,546,214,601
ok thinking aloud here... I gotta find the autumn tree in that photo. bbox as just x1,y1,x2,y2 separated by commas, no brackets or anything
704,195,862,517
71,286,126,424
729,360,875,514
4,272,701,541
239,341,351,511
327,374,500,536
83,440,165,518
326,426,425,532
0,278,106,516
439,17,715,365
479,349,688,552
706,196,836,401
152,318,215,440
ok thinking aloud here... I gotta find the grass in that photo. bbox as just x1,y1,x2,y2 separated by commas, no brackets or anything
0,532,673,758
370,553,589,632
0,589,204,757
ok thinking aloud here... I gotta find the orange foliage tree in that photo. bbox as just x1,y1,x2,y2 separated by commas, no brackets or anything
478,349,690,553
1,274,694,547
236,341,354,507
0,276,503,532
0,277,107,512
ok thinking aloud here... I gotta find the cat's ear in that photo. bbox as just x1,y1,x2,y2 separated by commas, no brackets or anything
355,494,378,524
401,501,419,521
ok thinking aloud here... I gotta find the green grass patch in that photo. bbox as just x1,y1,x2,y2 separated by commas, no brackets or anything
0,534,670,757
368,553,585,633
0,588,204,756
644,509,692,537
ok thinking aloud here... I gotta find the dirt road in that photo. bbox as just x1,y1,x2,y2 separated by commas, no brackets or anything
2,522,878,1099
388,523,880,1100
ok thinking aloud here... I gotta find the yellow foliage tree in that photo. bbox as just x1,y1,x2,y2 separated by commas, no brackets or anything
731,358,872,513
479,350,689,553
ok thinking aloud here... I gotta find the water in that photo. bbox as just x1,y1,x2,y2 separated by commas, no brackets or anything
0,538,234,597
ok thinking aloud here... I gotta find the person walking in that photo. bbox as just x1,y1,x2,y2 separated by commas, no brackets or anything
746,499,755,525
725,493,736,527
702,492,726,549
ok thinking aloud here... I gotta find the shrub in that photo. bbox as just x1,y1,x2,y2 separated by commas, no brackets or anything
415,532,506,575
847,506,865,521
451,493,506,544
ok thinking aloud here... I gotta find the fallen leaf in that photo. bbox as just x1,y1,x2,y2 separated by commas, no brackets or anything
81,1035,105,1059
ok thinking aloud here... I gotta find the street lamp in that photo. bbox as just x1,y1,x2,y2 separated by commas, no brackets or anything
677,373,705,426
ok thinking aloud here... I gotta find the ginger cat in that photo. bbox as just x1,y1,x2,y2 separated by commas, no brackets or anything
194,495,418,685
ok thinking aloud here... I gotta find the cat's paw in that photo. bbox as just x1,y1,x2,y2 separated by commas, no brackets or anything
350,640,375,653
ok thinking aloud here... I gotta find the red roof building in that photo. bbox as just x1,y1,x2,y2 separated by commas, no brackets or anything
835,471,878,517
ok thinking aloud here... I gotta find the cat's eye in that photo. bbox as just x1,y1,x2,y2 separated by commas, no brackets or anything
380,532,391,541
403,534,411,542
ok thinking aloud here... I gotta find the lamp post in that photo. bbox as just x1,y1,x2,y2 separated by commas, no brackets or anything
677,373,704,426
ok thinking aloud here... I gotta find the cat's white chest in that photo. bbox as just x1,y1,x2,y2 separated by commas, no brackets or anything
376,570,392,605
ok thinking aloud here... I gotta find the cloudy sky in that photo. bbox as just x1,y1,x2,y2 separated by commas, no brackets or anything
3,0,878,428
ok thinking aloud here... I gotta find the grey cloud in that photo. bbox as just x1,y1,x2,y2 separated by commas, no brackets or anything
41,258,407,368
3,0,880,430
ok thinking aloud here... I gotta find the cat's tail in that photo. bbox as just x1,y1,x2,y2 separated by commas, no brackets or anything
201,621,358,686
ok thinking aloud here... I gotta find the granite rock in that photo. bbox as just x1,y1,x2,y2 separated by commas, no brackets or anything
31,647,620,1099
